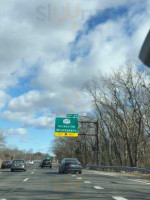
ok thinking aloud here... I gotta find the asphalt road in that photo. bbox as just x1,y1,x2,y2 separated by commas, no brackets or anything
0,165,150,200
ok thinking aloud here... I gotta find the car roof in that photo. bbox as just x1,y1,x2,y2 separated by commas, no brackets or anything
13,159,25,161
3,160,11,162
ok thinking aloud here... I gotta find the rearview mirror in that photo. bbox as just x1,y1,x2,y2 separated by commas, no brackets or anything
139,30,150,67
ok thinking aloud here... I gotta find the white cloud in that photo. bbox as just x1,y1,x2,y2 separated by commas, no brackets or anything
0,91,10,109
7,128,27,135
8,90,56,112
0,0,150,131
2,111,54,129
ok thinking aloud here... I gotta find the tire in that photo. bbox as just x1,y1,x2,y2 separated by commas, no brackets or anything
11,169,14,172
79,171,82,174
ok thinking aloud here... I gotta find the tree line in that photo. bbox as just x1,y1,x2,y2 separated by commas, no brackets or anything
53,63,150,168
0,134,48,163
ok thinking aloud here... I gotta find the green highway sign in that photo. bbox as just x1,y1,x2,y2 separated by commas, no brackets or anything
55,117,78,137
66,114,79,118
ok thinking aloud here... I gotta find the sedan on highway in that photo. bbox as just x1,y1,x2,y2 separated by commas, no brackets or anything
59,158,82,174
10,159,26,172
40,159,52,168
1,160,11,169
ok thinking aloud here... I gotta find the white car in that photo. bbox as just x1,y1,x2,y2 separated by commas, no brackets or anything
28,160,34,165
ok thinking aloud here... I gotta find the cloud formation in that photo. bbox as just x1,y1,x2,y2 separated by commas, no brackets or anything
0,0,150,133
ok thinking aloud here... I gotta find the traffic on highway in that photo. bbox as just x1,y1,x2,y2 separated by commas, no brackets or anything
1,158,150,199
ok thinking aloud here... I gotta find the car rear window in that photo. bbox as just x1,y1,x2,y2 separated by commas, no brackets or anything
65,159,78,162
43,160,50,163
13,160,25,163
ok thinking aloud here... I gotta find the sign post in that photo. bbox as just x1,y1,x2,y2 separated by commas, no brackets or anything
66,114,79,118
55,117,78,137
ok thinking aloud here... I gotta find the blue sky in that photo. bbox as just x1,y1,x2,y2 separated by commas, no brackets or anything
0,0,149,154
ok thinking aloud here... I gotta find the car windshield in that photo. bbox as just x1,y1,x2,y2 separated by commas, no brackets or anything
0,1,150,200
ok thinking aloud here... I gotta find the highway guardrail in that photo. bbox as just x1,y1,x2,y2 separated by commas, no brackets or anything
83,165,150,174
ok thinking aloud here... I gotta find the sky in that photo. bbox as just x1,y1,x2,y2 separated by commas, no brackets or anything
0,0,150,154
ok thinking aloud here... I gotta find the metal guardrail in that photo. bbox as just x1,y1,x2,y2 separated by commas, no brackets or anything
83,165,150,174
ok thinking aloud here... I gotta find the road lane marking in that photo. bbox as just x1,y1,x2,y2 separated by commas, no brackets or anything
72,175,76,177
76,177,82,180
129,179,150,185
94,186,104,190
84,181,91,184
23,178,29,182
31,172,34,174
112,197,128,200
0,199,7,200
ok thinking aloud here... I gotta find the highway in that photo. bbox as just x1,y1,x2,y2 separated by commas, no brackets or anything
0,165,150,200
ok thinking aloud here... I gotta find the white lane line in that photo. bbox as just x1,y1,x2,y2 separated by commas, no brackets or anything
129,179,150,185
72,175,76,177
23,178,29,182
0,199,7,200
76,177,82,180
84,181,91,184
31,172,34,174
112,197,128,200
94,186,104,190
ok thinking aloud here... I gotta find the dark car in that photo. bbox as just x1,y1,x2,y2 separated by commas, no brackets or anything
40,159,52,168
59,158,82,174
10,159,26,172
1,160,11,169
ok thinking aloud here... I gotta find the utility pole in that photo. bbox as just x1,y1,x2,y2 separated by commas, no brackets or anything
96,120,100,165
79,119,100,165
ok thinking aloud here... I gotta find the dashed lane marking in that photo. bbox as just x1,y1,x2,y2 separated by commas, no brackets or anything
129,179,150,185
23,178,29,182
76,177,82,180
94,186,104,190
84,181,91,184
112,197,128,200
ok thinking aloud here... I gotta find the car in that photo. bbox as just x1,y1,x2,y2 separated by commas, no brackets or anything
40,159,52,168
1,160,11,169
59,158,82,174
28,160,34,165
10,159,26,172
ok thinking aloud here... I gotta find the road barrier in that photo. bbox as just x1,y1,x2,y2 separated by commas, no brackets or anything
83,165,150,174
